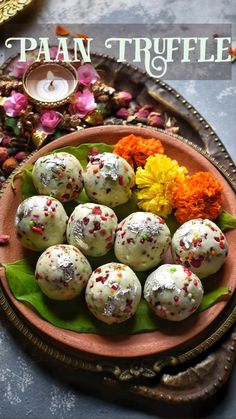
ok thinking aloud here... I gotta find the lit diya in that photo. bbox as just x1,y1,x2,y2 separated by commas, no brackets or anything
23,62,78,107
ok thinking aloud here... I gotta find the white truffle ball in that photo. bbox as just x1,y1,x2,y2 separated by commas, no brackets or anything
84,152,135,207
85,262,142,324
67,203,118,257
171,219,228,279
35,244,92,300
32,152,83,202
114,212,171,271
144,264,203,321
15,196,68,251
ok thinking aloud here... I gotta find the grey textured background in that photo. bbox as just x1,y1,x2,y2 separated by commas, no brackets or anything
0,0,236,418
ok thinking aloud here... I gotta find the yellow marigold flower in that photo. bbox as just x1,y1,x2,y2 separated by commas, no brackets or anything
136,154,188,218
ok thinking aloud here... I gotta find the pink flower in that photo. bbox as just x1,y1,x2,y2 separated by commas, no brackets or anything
69,89,96,118
3,92,28,117
39,111,62,134
12,60,32,78
113,91,132,107
77,64,100,86
49,47,67,61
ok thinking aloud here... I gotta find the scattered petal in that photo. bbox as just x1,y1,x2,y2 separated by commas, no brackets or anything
74,33,89,46
55,25,70,36
0,234,10,245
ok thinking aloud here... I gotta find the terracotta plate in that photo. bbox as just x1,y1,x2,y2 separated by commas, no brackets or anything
0,125,236,358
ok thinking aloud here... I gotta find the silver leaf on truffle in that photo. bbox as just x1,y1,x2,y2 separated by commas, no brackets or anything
40,172,53,186
99,153,119,181
58,254,74,282
127,221,163,236
45,157,66,174
179,229,196,250
103,286,135,316
15,200,34,225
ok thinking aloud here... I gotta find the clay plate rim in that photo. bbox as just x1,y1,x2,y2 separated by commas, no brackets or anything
0,125,235,358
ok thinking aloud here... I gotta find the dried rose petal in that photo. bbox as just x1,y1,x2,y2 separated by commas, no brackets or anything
0,234,10,245
148,112,165,128
116,108,129,119
75,33,89,46
55,25,70,36
228,47,236,57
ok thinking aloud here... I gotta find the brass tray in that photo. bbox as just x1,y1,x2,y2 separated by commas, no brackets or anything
0,0,32,25
0,53,236,402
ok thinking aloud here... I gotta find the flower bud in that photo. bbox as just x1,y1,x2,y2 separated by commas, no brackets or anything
134,105,153,119
7,147,18,157
0,147,8,164
2,157,19,174
116,108,129,119
148,112,165,128
15,151,27,162
113,91,132,107
0,234,10,245
1,135,11,147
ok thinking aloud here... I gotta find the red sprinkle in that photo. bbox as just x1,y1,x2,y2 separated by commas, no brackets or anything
92,207,102,215
32,226,44,235
118,175,123,186
83,217,90,225
93,221,101,231
184,267,192,277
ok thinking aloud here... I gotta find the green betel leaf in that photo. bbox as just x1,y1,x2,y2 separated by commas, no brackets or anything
21,165,36,200
114,192,138,222
5,257,230,336
198,287,231,312
216,210,236,231
5,257,162,335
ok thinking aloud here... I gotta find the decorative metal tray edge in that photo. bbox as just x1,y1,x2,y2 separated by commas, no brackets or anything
0,0,33,25
0,54,236,396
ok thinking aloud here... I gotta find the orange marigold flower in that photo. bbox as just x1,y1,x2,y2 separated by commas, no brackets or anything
113,134,164,167
173,172,223,224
